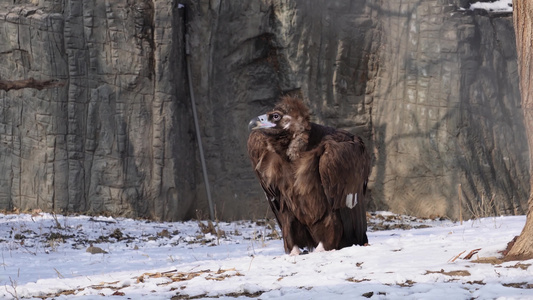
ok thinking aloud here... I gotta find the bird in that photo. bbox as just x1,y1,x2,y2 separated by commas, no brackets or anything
247,96,371,255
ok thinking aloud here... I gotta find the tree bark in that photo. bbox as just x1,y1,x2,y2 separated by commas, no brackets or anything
506,0,533,261
0,78,64,91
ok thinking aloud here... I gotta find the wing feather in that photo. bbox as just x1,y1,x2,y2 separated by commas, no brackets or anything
247,130,316,252
318,135,370,209
247,131,282,225
318,134,371,246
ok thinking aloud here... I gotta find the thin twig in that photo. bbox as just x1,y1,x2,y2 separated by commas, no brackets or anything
449,250,466,263
463,248,482,260
6,277,19,300
54,267,65,279
458,184,463,225
247,255,255,272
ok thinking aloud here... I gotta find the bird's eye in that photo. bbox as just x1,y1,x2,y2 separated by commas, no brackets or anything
271,113,281,121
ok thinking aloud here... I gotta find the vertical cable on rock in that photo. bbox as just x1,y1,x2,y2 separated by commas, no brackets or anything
181,4,215,220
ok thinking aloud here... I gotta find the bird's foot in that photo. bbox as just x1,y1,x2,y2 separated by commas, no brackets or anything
289,245,301,256
315,242,326,253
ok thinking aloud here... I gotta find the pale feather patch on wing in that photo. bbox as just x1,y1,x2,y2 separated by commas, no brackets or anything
346,193,358,209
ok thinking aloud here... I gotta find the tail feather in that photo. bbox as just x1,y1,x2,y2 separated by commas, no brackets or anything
339,195,368,247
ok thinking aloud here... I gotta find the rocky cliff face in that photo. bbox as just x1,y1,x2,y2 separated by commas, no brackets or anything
0,0,197,220
372,1,527,218
0,0,528,220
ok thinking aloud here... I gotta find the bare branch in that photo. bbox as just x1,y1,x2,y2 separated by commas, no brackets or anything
0,78,65,92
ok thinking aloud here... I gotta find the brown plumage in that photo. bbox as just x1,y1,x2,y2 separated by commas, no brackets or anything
247,96,371,255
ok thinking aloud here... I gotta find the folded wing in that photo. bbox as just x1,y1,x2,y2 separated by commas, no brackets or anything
318,134,371,246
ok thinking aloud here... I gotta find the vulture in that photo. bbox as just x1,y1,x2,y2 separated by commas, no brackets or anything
247,96,371,255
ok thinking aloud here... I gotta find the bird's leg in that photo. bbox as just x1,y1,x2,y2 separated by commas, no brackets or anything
308,214,342,251
314,242,326,253
289,245,301,256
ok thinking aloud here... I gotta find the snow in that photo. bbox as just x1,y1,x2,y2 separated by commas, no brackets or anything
1,212,532,299
468,0,513,12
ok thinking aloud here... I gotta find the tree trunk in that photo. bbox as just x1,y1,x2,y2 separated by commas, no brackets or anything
0,78,64,91
506,0,533,260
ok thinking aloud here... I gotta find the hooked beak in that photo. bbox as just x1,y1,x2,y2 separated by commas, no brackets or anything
248,114,276,131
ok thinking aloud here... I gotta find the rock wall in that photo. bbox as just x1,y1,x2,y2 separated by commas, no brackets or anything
371,1,528,218
0,0,528,220
0,0,197,220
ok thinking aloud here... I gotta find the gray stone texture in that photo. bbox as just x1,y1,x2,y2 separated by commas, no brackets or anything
0,0,196,220
0,0,528,220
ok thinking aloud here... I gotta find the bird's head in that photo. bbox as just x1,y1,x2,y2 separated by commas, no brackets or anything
248,96,310,134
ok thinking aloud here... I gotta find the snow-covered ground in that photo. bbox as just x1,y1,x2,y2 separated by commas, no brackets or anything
468,0,513,12
1,211,532,299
